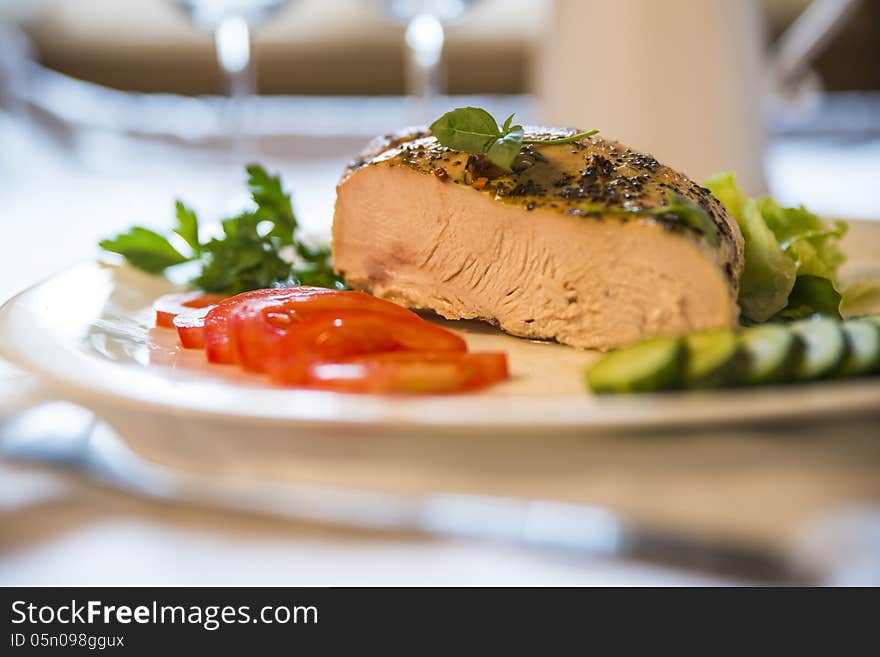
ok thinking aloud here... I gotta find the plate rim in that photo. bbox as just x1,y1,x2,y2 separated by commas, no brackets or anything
1,261,879,433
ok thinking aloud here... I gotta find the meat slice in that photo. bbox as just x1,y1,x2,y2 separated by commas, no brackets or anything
332,127,744,350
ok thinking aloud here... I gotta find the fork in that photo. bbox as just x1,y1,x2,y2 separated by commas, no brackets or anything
0,394,813,584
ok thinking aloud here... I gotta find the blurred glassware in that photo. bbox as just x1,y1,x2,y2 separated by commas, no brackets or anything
0,21,33,116
769,0,863,109
381,0,481,122
172,0,292,158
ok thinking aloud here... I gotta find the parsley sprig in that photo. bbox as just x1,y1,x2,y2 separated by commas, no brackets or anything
100,164,344,295
429,107,598,170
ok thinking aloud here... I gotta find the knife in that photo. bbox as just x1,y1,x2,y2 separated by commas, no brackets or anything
0,402,813,584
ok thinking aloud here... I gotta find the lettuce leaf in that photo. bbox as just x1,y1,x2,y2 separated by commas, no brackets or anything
705,173,796,321
775,275,841,320
840,281,880,317
704,172,848,322
756,198,847,279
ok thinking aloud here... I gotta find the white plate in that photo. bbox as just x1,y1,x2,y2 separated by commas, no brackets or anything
3,230,878,548
1,250,879,436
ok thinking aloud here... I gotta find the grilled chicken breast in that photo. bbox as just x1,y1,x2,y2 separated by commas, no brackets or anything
332,127,743,350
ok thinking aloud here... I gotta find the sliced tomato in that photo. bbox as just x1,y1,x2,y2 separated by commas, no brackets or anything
263,311,468,382
226,289,451,371
305,351,509,394
185,286,507,395
154,292,225,328
173,306,212,349
347,351,509,389
395,351,508,389
203,287,408,365
202,288,317,364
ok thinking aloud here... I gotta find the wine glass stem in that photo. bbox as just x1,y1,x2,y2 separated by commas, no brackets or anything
405,13,445,121
214,14,255,161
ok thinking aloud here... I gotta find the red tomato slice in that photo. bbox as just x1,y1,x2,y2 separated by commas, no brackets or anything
226,289,447,372
203,288,323,364
306,351,509,394
173,306,212,349
263,311,468,383
354,351,510,389
154,292,225,328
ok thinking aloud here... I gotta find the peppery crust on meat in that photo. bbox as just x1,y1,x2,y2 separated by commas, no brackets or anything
341,126,743,286
333,127,745,350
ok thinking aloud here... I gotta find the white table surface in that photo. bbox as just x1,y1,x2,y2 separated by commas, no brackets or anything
1,100,879,586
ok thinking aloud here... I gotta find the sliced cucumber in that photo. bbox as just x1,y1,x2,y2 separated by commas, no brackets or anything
789,317,848,381
738,324,800,385
587,337,684,394
835,319,880,377
683,329,741,388
861,314,880,329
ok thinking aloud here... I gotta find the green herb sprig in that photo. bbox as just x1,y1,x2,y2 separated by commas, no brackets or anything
100,164,344,295
579,193,720,247
429,107,598,170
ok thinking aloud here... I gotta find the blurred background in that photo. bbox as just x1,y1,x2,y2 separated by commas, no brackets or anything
2,0,878,207
8,0,880,96
1,1,879,586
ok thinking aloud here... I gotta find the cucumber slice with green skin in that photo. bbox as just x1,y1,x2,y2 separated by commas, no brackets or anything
683,329,741,388
835,319,880,377
587,337,684,394
861,314,880,329
738,324,800,385
789,318,848,381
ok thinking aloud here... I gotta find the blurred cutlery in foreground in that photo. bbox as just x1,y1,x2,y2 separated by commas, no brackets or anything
0,402,834,584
